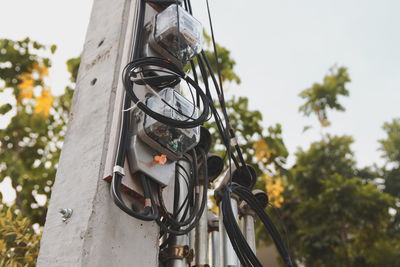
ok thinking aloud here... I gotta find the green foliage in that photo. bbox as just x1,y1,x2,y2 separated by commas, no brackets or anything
203,48,241,85
0,38,49,97
299,66,350,127
292,135,356,197
282,67,400,266
0,39,75,225
215,96,263,161
284,136,398,266
0,104,12,115
383,167,400,198
66,56,80,83
379,119,400,199
379,118,400,165
0,207,40,267
367,239,400,267
208,96,288,178
1,38,55,225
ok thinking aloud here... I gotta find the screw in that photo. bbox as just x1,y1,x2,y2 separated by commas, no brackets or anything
59,208,73,222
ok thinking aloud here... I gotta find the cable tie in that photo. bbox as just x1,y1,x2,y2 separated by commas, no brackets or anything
230,136,238,146
122,98,145,113
113,165,125,176
122,105,136,112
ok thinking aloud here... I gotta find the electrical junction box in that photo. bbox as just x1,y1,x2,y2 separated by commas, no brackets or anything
137,88,200,161
148,4,203,65
127,134,175,187
127,88,200,186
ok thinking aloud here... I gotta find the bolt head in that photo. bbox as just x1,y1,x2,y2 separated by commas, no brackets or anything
59,208,73,222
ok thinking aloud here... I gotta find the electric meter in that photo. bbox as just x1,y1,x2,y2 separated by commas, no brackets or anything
149,4,203,64
137,88,200,161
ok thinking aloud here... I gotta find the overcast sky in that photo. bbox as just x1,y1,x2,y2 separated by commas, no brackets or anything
1,0,399,173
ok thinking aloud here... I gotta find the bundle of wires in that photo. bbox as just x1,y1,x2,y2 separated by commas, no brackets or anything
112,0,211,236
111,0,160,222
221,184,294,267
157,148,209,236
183,0,294,266
111,0,294,265
122,56,210,129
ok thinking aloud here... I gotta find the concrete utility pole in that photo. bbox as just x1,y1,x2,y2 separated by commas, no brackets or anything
37,1,160,266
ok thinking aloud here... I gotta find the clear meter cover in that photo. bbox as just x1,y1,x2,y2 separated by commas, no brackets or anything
143,88,200,158
154,4,203,63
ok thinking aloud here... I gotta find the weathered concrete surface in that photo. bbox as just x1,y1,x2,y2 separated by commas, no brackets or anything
37,0,159,266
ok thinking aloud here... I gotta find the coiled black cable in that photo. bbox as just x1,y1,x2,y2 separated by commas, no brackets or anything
122,57,210,129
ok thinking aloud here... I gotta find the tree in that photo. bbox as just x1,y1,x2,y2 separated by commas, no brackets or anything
281,66,400,266
378,118,400,247
0,38,78,226
1,38,58,225
0,37,79,266
379,118,400,198
299,66,350,127
291,135,356,197
0,208,40,267
379,118,400,166
284,136,398,266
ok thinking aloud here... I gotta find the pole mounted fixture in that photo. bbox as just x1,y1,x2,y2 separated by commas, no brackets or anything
40,0,294,266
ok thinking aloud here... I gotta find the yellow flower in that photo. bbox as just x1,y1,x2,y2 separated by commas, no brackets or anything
17,73,35,100
35,89,53,116
254,139,272,161
263,174,285,208
19,89,34,99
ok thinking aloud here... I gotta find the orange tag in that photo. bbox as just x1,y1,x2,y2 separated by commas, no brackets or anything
153,154,167,165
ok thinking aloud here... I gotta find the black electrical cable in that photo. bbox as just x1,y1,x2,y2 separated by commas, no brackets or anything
112,1,212,227
111,0,161,222
199,0,254,182
112,171,159,221
267,202,293,260
157,151,199,228
193,3,294,266
232,184,294,267
199,51,248,170
221,187,263,267
111,2,291,267
156,149,209,236
122,57,210,129
173,157,194,220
